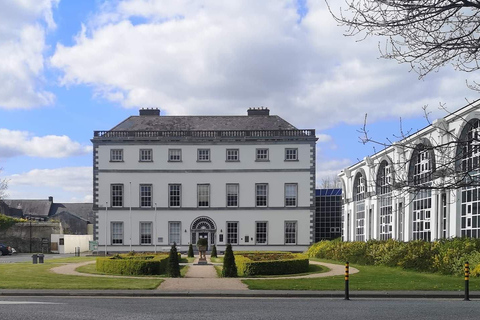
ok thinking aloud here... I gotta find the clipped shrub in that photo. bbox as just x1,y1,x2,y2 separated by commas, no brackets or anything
197,238,208,247
211,245,217,258
96,253,169,275
187,244,194,258
235,253,309,276
167,243,181,277
222,243,237,277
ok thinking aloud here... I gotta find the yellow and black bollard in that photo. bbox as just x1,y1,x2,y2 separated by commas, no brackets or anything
345,261,350,300
464,262,470,301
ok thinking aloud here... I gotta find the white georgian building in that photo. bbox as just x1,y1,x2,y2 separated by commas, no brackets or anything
340,99,480,242
92,108,316,252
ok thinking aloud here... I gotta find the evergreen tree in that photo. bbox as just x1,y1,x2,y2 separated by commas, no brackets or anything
167,243,181,278
187,243,194,258
222,243,237,277
211,245,217,258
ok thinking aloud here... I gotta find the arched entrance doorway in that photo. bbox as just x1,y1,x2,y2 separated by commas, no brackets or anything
190,216,216,249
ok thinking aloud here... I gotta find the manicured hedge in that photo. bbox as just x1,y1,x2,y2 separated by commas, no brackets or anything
96,253,170,275
235,253,309,276
307,238,480,276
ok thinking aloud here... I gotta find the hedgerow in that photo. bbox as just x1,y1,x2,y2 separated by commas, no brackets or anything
235,253,309,276
307,238,480,276
96,253,169,275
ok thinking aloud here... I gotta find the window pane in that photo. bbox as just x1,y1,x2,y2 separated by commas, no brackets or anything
285,221,296,244
256,222,267,244
285,148,298,160
112,222,123,244
198,184,210,207
226,184,239,207
256,184,268,207
140,185,152,207
227,222,238,244
285,184,297,207
112,184,123,207
110,149,123,162
169,149,182,161
256,149,268,160
169,222,181,244
140,149,152,162
226,149,239,161
140,222,152,244
198,149,210,161
169,184,181,207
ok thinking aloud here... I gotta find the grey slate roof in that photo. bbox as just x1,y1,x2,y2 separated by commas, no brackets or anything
2,200,52,218
50,203,94,222
111,115,297,131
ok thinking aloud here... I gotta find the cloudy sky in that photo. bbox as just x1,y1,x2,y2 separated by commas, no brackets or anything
0,0,477,202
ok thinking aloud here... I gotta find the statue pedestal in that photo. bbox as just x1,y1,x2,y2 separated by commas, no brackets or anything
197,246,207,265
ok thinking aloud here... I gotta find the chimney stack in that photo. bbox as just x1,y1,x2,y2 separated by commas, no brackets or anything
247,107,270,116
139,108,160,116
48,196,53,202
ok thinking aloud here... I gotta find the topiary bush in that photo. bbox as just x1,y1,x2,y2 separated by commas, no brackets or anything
211,245,217,258
187,243,194,258
167,243,181,277
222,243,237,277
235,253,309,276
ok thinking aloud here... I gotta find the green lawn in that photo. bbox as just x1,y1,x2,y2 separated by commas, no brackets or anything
210,257,223,263
243,258,480,291
0,257,162,290
77,262,189,277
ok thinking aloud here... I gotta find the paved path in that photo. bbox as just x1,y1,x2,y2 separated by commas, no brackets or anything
50,257,358,291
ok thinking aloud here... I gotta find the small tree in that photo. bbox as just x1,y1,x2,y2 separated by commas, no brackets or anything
167,243,180,278
211,244,217,258
222,243,237,277
187,243,194,258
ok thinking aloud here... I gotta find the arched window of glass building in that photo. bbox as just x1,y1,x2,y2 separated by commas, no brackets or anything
409,142,434,241
458,118,480,238
377,160,392,240
353,172,366,241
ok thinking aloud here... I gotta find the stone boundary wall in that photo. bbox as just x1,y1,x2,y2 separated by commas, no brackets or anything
0,222,62,253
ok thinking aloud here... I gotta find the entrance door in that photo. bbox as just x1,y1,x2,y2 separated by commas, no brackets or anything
199,232,208,250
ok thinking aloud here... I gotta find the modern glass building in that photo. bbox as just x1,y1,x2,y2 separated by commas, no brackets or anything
314,188,342,242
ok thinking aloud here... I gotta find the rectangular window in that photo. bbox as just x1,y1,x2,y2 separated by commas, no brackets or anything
139,149,152,162
140,184,152,207
226,149,239,162
285,148,298,161
110,149,123,162
111,184,123,207
197,149,210,162
169,221,181,245
111,222,123,245
285,221,297,244
227,222,238,244
285,183,298,207
256,183,268,207
256,222,267,244
168,149,182,162
256,148,269,161
197,184,210,207
140,222,152,245
169,184,181,207
226,184,239,207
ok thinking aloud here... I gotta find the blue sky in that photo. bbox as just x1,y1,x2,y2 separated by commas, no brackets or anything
0,0,477,202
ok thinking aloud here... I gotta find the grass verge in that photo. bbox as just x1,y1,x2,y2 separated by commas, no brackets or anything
243,258,480,291
0,257,162,290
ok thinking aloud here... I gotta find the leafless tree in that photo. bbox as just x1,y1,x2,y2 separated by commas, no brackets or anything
320,175,343,189
0,168,8,200
328,0,480,84
357,103,480,194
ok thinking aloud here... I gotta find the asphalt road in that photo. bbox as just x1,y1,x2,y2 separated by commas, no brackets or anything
0,297,478,320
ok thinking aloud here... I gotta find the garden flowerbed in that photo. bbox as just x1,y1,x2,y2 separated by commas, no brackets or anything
234,251,309,276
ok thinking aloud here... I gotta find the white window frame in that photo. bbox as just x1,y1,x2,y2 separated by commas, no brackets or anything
111,221,123,245
255,183,268,207
255,148,269,161
284,221,297,244
169,184,181,208
255,221,268,244
139,149,153,162
285,183,298,207
168,149,182,162
226,149,239,162
226,184,239,207
169,221,181,245
226,221,238,244
197,184,210,208
111,184,124,207
285,148,298,161
197,149,210,162
140,184,152,208
140,221,152,245
110,149,123,162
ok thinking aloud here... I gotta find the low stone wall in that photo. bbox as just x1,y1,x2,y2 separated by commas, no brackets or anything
0,222,62,253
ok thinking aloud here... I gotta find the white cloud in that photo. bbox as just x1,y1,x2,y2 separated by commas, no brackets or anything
6,166,92,203
0,0,58,109
50,0,477,130
0,128,92,158
317,134,332,143
316,158,351,187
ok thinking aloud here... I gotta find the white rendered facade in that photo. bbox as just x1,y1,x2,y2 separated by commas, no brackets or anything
340,100,480,242
93,108,316,252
